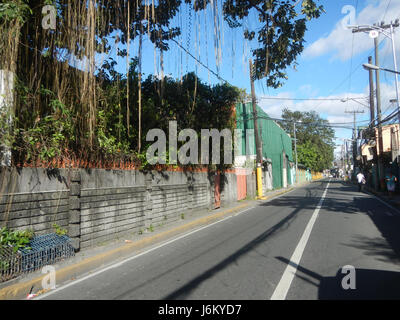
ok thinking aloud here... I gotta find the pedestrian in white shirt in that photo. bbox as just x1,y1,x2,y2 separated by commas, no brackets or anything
357,172,366,192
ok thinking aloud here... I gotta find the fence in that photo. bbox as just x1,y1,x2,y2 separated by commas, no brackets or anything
1,233,75,283
311,171,324,181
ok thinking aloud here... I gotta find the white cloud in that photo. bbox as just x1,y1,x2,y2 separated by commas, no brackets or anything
303,0,400,61
257,82,399,137
258,91,370,119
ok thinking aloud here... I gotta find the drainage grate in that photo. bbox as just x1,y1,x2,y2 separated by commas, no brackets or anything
0,233,75,282
20,234,75,273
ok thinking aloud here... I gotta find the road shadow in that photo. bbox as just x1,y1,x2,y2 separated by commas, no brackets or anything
160,205,305,299
260,180,362,215
276,257,400,300
159,181,335,299
158,180,400,300
299,180,400,263
334,183,400,263
344,235,400,264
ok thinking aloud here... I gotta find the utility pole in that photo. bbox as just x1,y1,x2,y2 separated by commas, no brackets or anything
390,22,400,118
341,144,345,176
374,36,384,190
249,59,265,199
368,55,379,190
344,140,348,173
351,20,400,122
293,121,298,183
345,109,364,177
351,23,395,190
368,56,375,124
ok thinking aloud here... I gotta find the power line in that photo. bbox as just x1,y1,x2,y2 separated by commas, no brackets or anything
236,115,355,130
257,96,368,101
171,38,229,84
382,0,392,22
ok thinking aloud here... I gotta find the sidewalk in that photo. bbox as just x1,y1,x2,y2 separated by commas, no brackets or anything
0,181,310,300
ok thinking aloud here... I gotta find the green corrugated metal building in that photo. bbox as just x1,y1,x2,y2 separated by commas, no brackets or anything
236,102,294,189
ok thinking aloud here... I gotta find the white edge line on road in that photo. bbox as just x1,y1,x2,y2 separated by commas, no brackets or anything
36,183,307,300
36,205,255,300
367,192,399,217
270,180,331,300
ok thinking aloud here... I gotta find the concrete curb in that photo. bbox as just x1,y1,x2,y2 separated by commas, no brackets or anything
0,180,312,300
0,203,250,300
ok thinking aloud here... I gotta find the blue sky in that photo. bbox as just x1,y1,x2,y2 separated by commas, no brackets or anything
101,0,400,155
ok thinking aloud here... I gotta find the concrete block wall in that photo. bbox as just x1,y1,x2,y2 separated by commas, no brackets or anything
79,186,147,249
246,171,257,199
220,172,238,207
0,167,220,250
0,190,69,235
151,185,188,224
0,167,70,235
0,167,265,250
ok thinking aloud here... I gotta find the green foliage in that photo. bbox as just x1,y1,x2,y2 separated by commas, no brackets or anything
0,227,34,252
16,97,75,162
0,0,32,23
279,108,335,172
5,2,242,167
52,224,68,236
0,259,10,272
221,0,324,88
297,140,318,171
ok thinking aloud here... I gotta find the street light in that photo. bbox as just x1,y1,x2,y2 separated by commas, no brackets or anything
340,97,370,109
350,21,400,127
363,63,400,75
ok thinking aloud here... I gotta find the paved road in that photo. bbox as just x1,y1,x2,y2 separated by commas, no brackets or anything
39,179,400,300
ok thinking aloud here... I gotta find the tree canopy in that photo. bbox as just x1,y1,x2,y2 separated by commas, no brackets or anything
278,108,335,172
221,0,324,87
0,0,324,168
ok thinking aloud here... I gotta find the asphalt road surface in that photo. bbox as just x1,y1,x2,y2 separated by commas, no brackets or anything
39,179,400,300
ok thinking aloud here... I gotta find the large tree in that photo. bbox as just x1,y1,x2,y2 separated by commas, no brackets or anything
219,0,324,87
279,108,335,172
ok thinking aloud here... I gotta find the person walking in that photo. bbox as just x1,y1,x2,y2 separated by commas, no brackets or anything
385,172,397,199
356,171,366,192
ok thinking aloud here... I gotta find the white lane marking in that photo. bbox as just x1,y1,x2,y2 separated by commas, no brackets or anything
35,206,256,300
37,183,311,300
368,193,399,217
270,181,330,300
